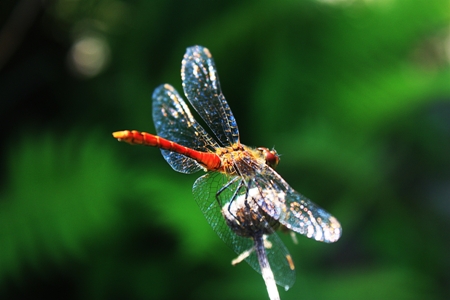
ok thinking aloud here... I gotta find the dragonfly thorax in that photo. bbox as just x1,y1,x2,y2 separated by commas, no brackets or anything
216,144,277,177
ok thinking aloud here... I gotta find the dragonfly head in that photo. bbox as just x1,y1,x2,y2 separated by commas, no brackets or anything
257,147,280,169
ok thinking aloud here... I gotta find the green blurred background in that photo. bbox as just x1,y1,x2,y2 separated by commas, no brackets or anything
1,0,449,299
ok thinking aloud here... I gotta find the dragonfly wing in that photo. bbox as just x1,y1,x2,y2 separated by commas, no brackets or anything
152,84,220,174
181,46,239,146
252,166,342,243
258,230,296,290
193,172,296,289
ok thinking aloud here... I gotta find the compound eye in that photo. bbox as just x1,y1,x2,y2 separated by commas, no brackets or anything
257,147,280,169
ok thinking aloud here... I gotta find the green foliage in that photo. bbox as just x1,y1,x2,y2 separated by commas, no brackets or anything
0,0,449,299
0,132,121,282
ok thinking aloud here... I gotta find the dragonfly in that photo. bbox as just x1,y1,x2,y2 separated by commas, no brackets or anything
113,46,342,300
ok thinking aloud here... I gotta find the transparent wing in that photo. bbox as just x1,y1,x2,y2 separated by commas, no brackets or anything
251,165,342,243
257,231,296,290
193,172,296,289
181,46,239,146
152,84,220,174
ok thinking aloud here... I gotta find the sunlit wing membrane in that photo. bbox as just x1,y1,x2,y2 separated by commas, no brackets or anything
193,172,296,289
152,84,219,174
181,46,239,146
252,166,342,243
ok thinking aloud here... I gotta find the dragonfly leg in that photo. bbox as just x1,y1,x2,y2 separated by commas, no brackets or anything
214,176,245,220
215,176,240,205
243,180,252,210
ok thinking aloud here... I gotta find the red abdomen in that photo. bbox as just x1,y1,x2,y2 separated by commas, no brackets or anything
113,130,222,171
